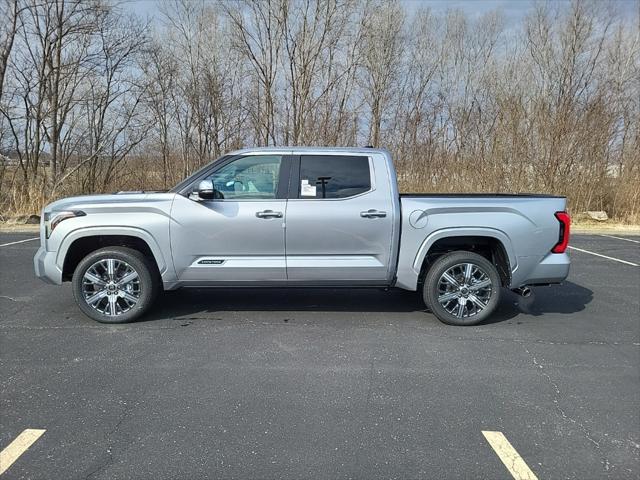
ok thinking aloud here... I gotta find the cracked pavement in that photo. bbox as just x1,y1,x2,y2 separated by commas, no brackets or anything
1,232,639,479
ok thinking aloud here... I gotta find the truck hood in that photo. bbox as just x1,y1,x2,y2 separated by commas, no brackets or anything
43,191,176,214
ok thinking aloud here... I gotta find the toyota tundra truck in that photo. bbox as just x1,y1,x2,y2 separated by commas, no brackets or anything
34,147,571,325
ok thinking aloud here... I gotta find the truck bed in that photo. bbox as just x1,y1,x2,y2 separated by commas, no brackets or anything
395,193,569,291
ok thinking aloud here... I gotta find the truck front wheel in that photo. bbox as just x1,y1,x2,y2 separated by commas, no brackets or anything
72,246,159,323
423,251,501,326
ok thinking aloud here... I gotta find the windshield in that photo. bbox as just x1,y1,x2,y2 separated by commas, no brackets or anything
169,155,231,194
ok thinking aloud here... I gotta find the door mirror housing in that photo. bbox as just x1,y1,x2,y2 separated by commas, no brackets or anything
196,179,218,200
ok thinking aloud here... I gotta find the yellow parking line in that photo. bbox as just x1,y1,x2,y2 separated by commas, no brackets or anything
482,431,538,480
0,429,46,475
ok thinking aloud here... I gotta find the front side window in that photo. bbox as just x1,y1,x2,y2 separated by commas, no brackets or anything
204,155,282,200
298,155,371,199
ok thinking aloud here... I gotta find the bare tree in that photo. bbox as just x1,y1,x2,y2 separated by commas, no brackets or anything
1,0,638,222
0,0,22,101
79,11,149,193
359,1,404,147
280,0,345,144
223,0,286,145
142,43,177,188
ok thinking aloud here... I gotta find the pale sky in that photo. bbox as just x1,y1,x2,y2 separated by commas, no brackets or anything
122,0,639,26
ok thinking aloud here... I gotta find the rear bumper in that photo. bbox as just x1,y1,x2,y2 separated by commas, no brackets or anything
33,246,62,285
518,252,570,286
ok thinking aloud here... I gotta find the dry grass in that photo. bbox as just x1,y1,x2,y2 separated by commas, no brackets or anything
0,223,39,232
572,221,640,233
2,161,639,233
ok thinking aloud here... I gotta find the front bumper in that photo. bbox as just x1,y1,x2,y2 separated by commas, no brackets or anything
33,246,63,285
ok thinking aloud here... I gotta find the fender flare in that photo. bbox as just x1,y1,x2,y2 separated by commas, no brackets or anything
412,226,517,277
55,226,169,275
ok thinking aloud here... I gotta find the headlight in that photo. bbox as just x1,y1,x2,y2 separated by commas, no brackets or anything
44,210,86,238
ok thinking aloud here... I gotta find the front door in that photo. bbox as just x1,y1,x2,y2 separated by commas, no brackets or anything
170,154,288,284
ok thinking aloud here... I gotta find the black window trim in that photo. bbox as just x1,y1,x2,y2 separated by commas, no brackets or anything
178,154,293,201
287,154,375,201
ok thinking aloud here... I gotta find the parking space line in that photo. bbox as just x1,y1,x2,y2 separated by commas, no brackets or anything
0,429,46,475
568,246,639,267
0,237,39,248
482,431,538,480
599,234,640,244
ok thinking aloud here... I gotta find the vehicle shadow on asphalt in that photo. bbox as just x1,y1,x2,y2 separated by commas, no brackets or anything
142,281,593,325
484,281,594,325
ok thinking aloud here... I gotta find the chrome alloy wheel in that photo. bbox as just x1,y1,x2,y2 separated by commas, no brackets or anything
81,259,141,316
436,262,493,319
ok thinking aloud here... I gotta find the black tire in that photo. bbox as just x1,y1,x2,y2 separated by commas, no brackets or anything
72,246,159,324
423,251,501,326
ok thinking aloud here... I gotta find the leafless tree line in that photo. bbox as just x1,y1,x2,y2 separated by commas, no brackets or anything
1,0,638,220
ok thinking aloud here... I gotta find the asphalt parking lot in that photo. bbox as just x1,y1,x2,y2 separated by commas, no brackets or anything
1,232,638,479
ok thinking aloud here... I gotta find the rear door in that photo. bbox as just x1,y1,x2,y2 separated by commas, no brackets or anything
285,154,394,284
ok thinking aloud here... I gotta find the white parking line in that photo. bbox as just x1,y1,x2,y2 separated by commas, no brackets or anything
599,234,640,244
0,429,46,475
568,246,639,267
482,431,538,480
0,237,38,248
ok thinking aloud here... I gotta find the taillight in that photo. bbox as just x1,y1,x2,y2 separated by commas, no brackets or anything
552,211,570,253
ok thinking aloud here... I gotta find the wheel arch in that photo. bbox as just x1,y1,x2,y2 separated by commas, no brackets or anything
412,228,515,289
58,227,168,281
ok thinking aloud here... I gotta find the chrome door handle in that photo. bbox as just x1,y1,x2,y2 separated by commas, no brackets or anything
256,210,283,219
360,209,387,218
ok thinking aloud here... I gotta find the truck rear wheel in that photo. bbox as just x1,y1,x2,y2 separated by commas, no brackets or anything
72,246,159,323
423,251,501,326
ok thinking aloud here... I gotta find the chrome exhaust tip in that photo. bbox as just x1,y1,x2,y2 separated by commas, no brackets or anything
513,286,532,298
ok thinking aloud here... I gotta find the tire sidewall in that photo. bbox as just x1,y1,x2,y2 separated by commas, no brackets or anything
424,251,502,326
72,247,155,324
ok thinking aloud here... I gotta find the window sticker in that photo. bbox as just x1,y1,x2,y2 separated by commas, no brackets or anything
301,179,316,197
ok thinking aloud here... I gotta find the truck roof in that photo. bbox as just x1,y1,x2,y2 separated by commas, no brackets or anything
226,146,389,156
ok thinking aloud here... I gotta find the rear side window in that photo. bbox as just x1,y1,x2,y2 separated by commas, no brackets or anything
298,155,371,199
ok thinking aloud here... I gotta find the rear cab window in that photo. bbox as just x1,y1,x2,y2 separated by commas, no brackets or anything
298,155,371,199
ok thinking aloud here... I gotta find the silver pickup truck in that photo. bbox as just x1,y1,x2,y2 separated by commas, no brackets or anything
34,147,570,325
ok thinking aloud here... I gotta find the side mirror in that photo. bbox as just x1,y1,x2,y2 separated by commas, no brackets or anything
196,179,217,200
